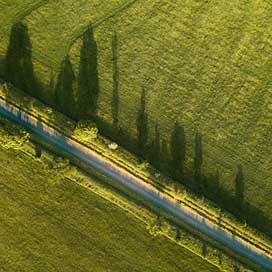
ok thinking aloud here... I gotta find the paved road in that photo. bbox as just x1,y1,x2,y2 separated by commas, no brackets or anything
0,99,271,271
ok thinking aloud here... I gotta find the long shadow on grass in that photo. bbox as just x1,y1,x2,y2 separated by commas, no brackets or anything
2,22,76,139
0,56,5,79
77,25,99,120
5,21,41,100
3,22,53,106
54,55,76,120
112,32,119,129
203,172,272,239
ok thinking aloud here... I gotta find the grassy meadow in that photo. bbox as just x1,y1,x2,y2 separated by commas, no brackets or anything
0,0,134,93
0,0,271,237
0,0,46,56
72,0,272,234
0,122,219,272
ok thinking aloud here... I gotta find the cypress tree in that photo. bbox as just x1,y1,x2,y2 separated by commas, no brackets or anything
55,55,76,118
170,122,186,181
149,123,161,168
49,69,55,92
112,32,119,128
161,139,170,174
5,22,38,97
235,165,244,207
194,131,203,192
214,170,220,198
137,89,148,157
77,25,99,119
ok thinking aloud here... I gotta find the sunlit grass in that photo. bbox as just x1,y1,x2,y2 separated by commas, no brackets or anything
0,0,271,240
0,124,218,271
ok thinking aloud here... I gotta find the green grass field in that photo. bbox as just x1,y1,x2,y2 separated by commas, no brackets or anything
0,0,134,91
0,0,46,55
0,124,219,271
83,0,272,226
0,0,271,237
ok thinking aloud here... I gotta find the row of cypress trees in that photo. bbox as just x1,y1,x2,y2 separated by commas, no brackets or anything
136,89,203,191
5,22,39,99
136,89,245,207
55,25,99,120
4,21,99,121
4,21,245,207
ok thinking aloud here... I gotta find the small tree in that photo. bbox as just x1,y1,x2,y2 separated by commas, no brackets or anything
137,89,148,157
55,55,76,118
170,122,186,181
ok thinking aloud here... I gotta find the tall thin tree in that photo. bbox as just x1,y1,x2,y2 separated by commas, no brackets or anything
55,55,76,118
161,139,170,174
5,22,38,97
170,122,186,181
137,89,148,157
112,32,119,128
194,131,203,192
235,165,244,207
77,25,99,119
149,123,161,168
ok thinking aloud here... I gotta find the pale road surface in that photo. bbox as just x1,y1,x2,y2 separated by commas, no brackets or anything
0,99,271,271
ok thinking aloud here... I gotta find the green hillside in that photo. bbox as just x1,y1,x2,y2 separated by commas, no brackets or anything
0,0,271,236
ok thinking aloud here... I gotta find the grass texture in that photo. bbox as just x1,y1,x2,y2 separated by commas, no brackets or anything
0,122,218,272
0,0,271,237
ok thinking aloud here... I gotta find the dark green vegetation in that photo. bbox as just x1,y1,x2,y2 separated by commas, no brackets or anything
5,22,39,98
0,0,271,239
170,123,186,181
78,25,99,119
0,129,218,271
111,32,119,128
137,89,148,156
55,55,76,118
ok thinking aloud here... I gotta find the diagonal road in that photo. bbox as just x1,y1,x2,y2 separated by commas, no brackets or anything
0,98,271,272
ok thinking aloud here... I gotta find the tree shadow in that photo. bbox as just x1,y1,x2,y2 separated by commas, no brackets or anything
235,165,244,208
194,131,203,193
4,21,41,99
4,20,264,241
160,139,171,176
136,88,148,157
77,24,99,119
55,55,76,120
97,115,272,239
98,115,131,141
112,32,119,129
0,56,5,78
147,123,160,169
203,170,272,238
170,122,186,182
